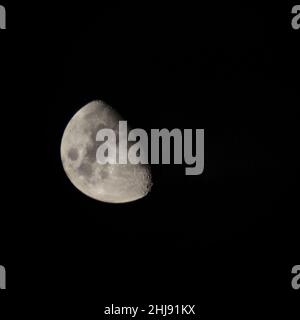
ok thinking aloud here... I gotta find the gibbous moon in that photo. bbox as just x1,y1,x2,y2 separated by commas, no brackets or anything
60,100,152,203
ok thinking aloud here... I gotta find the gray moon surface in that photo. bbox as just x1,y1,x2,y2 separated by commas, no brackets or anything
60,100,152,203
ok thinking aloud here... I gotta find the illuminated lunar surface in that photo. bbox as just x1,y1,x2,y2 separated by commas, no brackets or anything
60,100,152,203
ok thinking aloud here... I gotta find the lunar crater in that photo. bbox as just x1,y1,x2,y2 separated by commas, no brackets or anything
68,148,79,161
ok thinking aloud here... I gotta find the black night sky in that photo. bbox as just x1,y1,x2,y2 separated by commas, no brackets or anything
0,1,299,317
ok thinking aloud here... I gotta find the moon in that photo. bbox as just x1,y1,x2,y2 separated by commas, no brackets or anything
60,100,152,203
